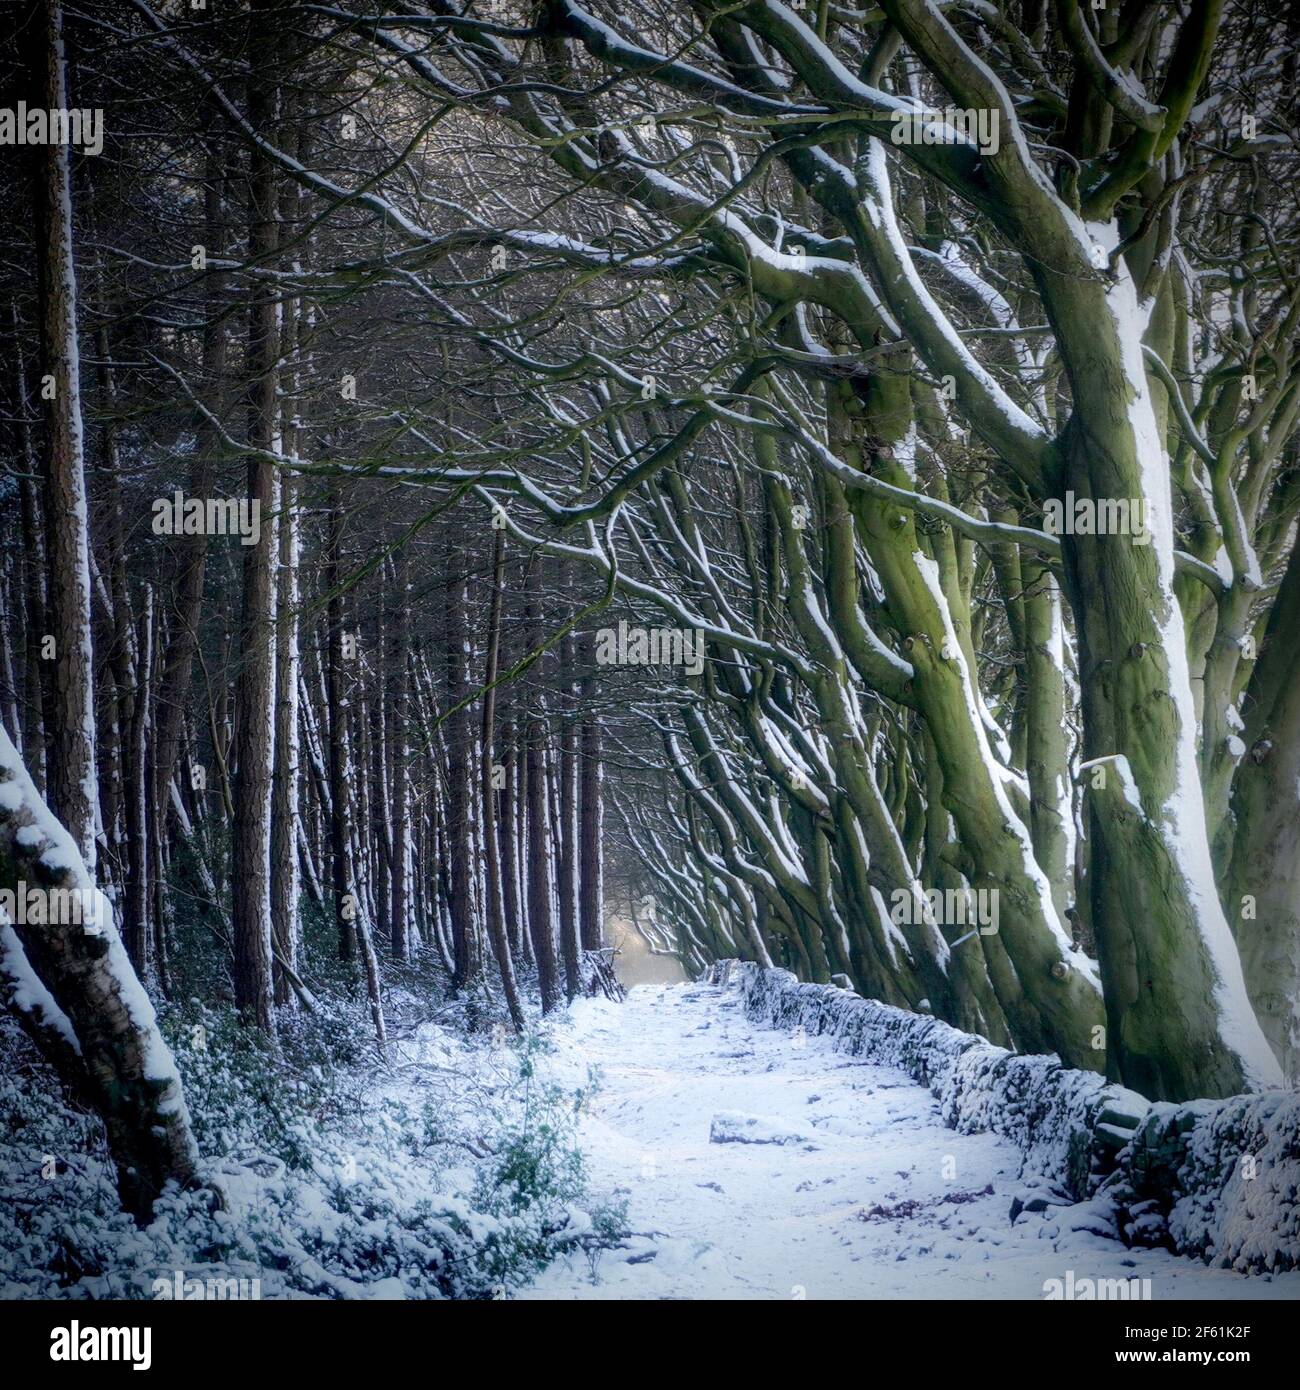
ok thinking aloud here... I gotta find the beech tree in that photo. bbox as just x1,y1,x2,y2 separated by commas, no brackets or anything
142,0,1289,1099
2,4,1296,1257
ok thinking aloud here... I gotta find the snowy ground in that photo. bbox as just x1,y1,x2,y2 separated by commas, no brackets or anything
524,981,1300,1301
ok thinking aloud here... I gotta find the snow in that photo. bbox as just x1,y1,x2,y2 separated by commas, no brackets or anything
1146,1091,1300,1273
14,825,44,851
523,980,1298,1299
861,141,1049,447
709,1110,809,1146
0,992,615,1301
1079,754,1147,820
870,882,916,966
0,920,82,1054
4,943,1293,1300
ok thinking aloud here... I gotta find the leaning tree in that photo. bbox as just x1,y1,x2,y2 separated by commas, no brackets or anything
120,0,1300,1102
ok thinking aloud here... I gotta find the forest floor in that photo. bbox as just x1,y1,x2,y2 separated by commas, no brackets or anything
5,972,1298,1300
526,980,1300,1301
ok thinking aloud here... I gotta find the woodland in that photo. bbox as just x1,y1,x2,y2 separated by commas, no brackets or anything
0,0,1297,1303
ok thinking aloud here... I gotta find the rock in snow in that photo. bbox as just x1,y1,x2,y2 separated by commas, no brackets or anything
709,1111,809,1146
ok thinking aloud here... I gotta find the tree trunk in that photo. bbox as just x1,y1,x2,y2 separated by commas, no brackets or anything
0,727,202,1220
153,155,225,839
19,465,48,794
525,602,562,1012
481,530,526,1029
0,565,20,745
6,303,48,791
1224,542,1300,1080
98,333,150,975
444,539,479,995
578,645,604,954
124,588,152,981
834,375,1104,1066
388,549,411,960
270,472,301,1007
323,494,386,1050
1021,555,1073,924
499,718,524,959
557,625,582,999
1043,257,1280,1098
33,0,96,869
327,491,357,965
229,16,279,1035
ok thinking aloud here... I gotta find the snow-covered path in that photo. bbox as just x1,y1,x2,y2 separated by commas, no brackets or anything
526,981,1300,1301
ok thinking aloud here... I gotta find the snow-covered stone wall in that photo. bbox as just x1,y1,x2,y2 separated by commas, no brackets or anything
705,961,1298,1272
1118,1093,1299,1273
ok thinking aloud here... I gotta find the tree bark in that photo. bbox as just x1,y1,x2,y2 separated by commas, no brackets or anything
578,643,604,954
388,548,411,960
1224,542,1300,1080
0,727,202,1220
1021,555,1073,924
444,538,479,995
5,303,48,790
525,600,562,1012
499,718,525,959
33,0,96,869
270,466,301,1007
327,490,357,965
229,9,280,1034
557,623,582,999
1042,260,1280,1097
153,155,225,840
481,530,526,1028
